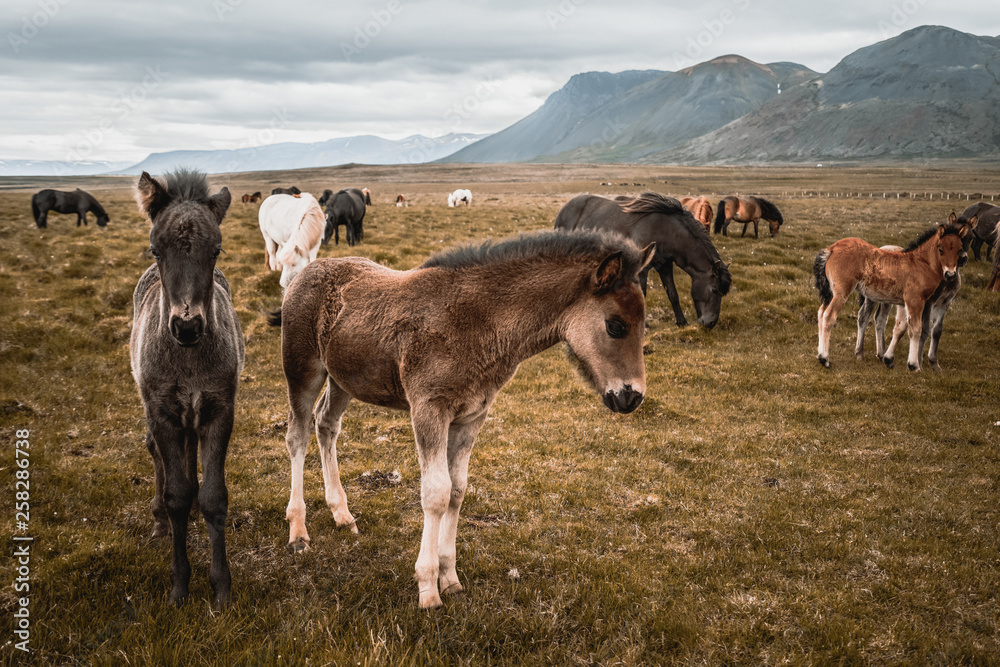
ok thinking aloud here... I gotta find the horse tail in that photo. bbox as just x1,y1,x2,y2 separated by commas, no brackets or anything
31,194,41,224
713,200,727,234
265,308,282,327
813,249,833,305
756,197,784,225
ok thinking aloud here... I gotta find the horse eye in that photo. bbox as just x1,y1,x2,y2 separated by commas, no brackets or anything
605,319,627,339
149,247,160,260
214,248,222,258
939,248,944,255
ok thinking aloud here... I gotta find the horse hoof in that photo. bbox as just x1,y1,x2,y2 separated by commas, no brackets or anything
440,581,465,597
883,357,894,369
907,363,919,372
675,319,688,327
151,523,170,539
419,591,444,610
168,588,189,606
213,592,232,611
818,356,830,369
288,538,310,553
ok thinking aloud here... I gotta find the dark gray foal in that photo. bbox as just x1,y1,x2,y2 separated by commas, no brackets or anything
130,169,244,608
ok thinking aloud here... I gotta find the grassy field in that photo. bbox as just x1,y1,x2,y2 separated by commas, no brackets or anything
1,163,998,665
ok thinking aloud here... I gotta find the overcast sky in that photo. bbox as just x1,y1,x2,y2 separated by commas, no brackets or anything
3,0,999,163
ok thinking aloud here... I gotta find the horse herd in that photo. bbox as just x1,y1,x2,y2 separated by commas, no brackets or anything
25,170,1000,611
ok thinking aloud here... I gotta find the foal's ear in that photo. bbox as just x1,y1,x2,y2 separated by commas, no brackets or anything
959,222,971,238
135,171,169,222
936,224,947,237
968,215,978,228
208,187,232,225
593,251,623,291
948,212,957,224
639,243,656,271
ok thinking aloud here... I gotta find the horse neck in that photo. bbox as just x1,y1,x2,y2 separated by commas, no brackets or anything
451,262,586,360
908,235,943,270
658,221,716,272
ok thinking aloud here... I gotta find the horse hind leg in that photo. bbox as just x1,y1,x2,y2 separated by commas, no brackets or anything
314,382,356,533
818,289,849,368
925,302,949,372
284,359,328,551
855,294,873,360
874,303,892,359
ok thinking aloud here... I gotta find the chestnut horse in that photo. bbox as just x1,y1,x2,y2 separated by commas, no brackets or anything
242,191,262,205
855,212,972,370
680,196,714,231
713,195,784,238
396,194,408,207
267,230,654,609
814,224,967,370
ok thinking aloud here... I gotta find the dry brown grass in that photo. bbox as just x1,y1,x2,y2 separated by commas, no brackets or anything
1,163,998,665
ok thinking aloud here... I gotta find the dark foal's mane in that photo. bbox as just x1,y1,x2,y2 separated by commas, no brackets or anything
904,225,961,252
421,229,644,275
619,192,731,294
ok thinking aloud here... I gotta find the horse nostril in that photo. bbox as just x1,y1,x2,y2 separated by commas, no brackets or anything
603,387,644,414
169,315,204,346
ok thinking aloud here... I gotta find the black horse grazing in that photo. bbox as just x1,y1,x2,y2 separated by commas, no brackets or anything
555,192,731,328
130,169,244,609
322,188,367,246
959,202,1000,261
31,188,110,228
271,186,301,196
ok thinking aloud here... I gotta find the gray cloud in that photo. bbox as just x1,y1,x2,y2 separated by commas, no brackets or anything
3,0,999,162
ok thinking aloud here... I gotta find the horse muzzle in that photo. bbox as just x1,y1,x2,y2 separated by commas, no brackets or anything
602,386,644,414
169,314,205,346
943,269,957,280
698,315,718,330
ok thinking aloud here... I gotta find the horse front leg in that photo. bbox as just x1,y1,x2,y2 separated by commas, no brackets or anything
438,412,488,598
145,429,170,538
753,220,759,239
314,382,356,532
198,408,234,609
411,405,453,609
657,262,687,326
902,300,925,371
148,419,197,604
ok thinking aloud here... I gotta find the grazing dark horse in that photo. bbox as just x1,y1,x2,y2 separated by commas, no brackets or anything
130,170,244,608
554,192,731,329
814,224,967,371
272,186,301,196
959,202,1000,261
713,195,784,238
267,230,654,608
322,188,367,246
988,221,1000,291
31,188,110,228
242,191,262,205
679,196,714,231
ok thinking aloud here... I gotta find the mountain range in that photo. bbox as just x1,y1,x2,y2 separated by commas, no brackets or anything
448,25,1000,164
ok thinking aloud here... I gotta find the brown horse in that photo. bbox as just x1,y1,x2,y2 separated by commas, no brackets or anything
242,191,262,205
680,196,714,231
713,196,784,238
267,230,654,609
395,194,408,207
855,213,972,371
814,224,967,371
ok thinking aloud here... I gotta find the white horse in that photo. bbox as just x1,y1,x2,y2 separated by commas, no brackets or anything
259,193,326,290
447,189,472,207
